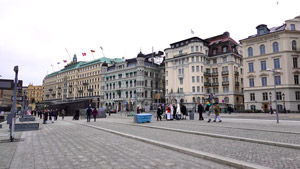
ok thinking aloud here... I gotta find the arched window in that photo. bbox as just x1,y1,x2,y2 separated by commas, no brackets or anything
248,47,253,57
197,97,200,103
224,97,229,104
250,105,256,110
292,40,297,51
260,45,265,55
273,42,279,52
192,97,196,103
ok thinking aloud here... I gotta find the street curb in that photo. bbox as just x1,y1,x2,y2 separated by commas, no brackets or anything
75,121,270,169
106,121,300,150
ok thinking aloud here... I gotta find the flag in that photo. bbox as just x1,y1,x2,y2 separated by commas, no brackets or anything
100,46,103,50
91,50,95,53
57,62,60,64
63,60,67,63
191,29,194,34
82,53,86,56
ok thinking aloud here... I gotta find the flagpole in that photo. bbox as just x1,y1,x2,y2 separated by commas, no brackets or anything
51,65,55,72
65,48,72,61
82,53,86,61
100,47,105,57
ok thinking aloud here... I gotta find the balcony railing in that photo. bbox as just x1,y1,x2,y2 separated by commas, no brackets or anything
87,88,94,92
69,85,72,87
222,81,229,86
78,90,83,93
212,82,219,86
48,89,53,92
204,72,211,76
51,93,56,96
212,72,218,76
178,74,184,78
222,71,229,75
234,71,239,76
58,87,61,90
235,82,240,86
204,82,211,86
83,82,89,86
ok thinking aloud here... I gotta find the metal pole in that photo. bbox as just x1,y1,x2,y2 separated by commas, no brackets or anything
273,70,279,123
10,66,18,141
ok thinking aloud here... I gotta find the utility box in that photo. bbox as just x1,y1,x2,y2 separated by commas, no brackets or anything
135,113,152,123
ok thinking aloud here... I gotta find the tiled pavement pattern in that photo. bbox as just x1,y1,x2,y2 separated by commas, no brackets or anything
78,116,300,169
7,120,234,169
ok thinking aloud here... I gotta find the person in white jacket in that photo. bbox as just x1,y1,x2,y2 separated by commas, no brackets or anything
176,103,181,120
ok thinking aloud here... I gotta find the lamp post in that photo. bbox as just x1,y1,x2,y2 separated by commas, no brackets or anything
282,93,286,113
267,68,279,123
269,92,272,114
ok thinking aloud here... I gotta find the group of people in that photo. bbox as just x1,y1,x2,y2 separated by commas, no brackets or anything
85,106,99,122
156,103,188,121
31,109,65,124
198,102,222,122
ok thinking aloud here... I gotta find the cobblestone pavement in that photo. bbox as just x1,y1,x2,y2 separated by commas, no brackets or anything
5,119,234,169
78,115,300,169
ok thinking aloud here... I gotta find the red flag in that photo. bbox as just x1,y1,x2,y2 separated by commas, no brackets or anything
91,50,95,53
63,60,67,63
82,53,86,56
100,46,103,50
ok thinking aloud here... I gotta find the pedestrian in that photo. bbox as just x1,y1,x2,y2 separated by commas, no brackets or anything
198,102,204,120
205,103,212,122
173,104,176,120
61,109,65,120
137,106,140,114
73,109,79,120
228,106,233,114
50,110,55,123
43,110,48,124
92,108,98,122
213,102,222,122
169,104,174,120
180,103,187,120
55,109,58,120
157,104,162,121
86,106,92,122
176,103,181,120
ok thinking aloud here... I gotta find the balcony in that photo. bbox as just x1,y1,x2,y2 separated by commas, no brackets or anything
69,85,72,87
69,91,72,94
87,88,94,92
51,93,56,97
222,71,229,75
178,73,184,78
48,89,53,92
204,82,211,87
58,93,61,95
234,71,239,76
78,90,83,93
212,82,219,86
204,72,211,76
212,72,218,76
83,82,89,86
222,81,229,86
58,87,61,90
46,94,49,97
235,82,240,86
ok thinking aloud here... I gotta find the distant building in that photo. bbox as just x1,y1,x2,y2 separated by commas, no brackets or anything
42,55,123,108
240,15,300,112
0,89,13,110
100,51,165,112
164,32,244,110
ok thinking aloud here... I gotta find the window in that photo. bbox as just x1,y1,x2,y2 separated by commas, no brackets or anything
213,59,217,64
223,46,227,53
295,75,299,85
262,92,268,100
276,92,282,100
275,76,281,85
248,47,253,57
291,24,295,30
197,86,200,92
249,63,254,72
191,57,194,62
197,76,200,82
249,78,254,87
213,87,219,93
292,40,297,51
191,46,194,52
213,49,217,55
293,58,298,68
260,45,265,55
179,50,183,55
250,93,255,101
196,56,199,62
180,88,183,93
192,76,195,83
296,91,300,100
262,77,267,86
192,86,195,92
223,87,229,93
222,57,227,63
192,66,195,72
178,69,181,74
261,61,266,71
180,78,183,84
166,80,168,86
196,66,199,72
196,46,199,51
250,105,256,110
274,58,280,69
273,42,279,52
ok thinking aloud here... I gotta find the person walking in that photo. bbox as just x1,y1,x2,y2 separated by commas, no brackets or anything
43,110,48,124
157,104,162,121
198,102,204,120
92,108,98,122
86,106,92,122
213,102,222,122
61,109,65,120
50,110,55,123
180,103,187,120
176,103,181,120
205,103,212,122
173,104,176,120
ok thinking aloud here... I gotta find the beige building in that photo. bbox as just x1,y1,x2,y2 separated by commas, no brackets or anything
240,15,300,112
26,84,43,103
42,55,122,108
164,32,244,110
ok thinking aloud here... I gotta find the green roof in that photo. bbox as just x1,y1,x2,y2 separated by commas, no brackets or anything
45,57,122,78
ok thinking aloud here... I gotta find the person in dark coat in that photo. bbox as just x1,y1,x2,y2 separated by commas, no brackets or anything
180,103,187,120
43,110,48,124
198,102,204,120
157,104,162,121
86,106,92,122
173,104,176,120
92,108,98,122
73,109,79,120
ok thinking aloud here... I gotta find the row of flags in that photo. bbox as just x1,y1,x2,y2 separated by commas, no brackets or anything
82,46,103,56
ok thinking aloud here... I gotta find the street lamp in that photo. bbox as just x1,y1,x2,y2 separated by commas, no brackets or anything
269,92,272,114
282,93,286,113
266,68,280,123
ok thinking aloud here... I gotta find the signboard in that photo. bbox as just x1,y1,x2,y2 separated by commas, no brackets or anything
17,80,23,90
11,96,23,101
0,79,14,90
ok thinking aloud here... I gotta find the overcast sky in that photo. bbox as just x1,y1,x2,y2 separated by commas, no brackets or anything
0,0,299,86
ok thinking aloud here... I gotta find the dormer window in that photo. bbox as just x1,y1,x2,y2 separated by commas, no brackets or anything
256,24,269,36
213,48,217,55
259,29,265,35
291,24,295,30
179,50,183,55
222,46,227,53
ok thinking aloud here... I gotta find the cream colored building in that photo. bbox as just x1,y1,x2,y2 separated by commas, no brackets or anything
26,84,43,103
240,15,300,112
164,32,244,110
42,55,122,108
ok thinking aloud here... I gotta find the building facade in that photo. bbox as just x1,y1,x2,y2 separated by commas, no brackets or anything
100,52,165,112
26,84,43,104
240,16,300,112
164,32,244,110
42,55,122,108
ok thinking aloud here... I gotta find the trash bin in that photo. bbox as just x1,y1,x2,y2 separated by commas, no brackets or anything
189,110,194,120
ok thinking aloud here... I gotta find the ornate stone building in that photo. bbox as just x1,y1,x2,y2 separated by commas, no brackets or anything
240,16,300,112
164,32,244,110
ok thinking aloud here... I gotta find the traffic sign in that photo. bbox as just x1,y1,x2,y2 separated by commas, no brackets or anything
0,79,14,90
11,96,23,101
